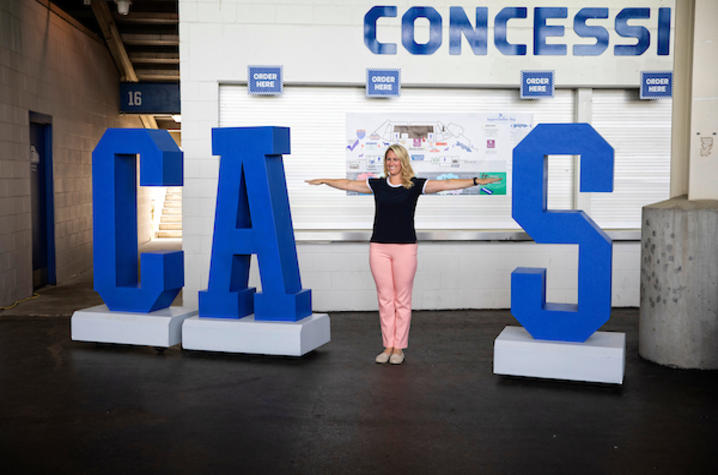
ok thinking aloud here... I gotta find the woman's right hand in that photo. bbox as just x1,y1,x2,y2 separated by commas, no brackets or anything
304,178,372,193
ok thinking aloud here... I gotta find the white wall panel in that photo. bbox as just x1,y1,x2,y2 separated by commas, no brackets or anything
183,0,675,87
180,1,673,309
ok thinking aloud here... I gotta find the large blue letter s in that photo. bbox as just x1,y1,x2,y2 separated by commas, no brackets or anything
92,129,184,312
198,127,311,322
511,124,614,342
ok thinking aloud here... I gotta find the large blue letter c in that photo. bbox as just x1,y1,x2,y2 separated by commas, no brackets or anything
364,6,398,54
92,129,184,313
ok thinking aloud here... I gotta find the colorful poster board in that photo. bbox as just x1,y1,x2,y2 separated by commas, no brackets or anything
345,113,533,195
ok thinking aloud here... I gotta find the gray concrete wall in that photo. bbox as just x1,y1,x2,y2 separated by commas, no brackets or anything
639,197,718,369
0,0,147,306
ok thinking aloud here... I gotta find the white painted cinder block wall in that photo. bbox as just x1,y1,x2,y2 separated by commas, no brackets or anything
179,0,649,310
0,0,146,306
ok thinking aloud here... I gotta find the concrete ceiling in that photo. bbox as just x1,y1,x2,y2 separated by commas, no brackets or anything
50,0,179,130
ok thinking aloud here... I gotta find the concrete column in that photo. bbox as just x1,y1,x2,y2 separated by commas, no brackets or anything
639,198,718,368
639,0,718,368
668,0,693,198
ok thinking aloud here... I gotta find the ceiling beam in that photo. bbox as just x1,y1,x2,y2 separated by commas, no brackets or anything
128,52,180,64
122,33,180,46
90,0,136,81
135,69,181,81
114,12,179,24
90,0,156,129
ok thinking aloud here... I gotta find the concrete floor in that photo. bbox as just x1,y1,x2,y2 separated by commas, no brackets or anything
0,285,716,474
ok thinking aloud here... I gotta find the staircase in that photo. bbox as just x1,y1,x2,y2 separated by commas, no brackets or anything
156,187,182,239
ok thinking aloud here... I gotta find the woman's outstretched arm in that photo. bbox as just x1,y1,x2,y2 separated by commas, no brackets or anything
424,176,502,194
306,178,372,194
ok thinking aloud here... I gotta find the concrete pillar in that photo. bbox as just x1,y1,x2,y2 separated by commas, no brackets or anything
639,198,718,368
639,0,718,368
668,0,693,198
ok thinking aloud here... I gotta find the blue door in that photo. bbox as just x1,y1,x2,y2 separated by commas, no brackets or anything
29,115,55,289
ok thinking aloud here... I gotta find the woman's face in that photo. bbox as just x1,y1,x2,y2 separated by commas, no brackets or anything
385,150,402,176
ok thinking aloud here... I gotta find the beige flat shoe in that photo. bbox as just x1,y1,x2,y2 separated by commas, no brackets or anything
389,351,405,365
375,351,391,364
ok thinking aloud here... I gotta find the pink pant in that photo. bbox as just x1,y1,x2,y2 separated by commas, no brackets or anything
369,243,418,350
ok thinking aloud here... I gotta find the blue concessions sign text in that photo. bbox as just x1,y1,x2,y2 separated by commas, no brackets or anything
366,69,401,97
248,66,283,95
520,71,554,98
364,6,671,56
640,71,672,99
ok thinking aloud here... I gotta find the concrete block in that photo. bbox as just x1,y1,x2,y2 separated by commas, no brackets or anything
182,313,330,356
640,197,718,369
236,4,277,24
494,326,625,384
71,305,198,347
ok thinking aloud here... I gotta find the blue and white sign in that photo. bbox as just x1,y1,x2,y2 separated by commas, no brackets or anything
248,66,283,95
366,69,400,97
640,71,672,99
520,71,554,99
119,82,180,114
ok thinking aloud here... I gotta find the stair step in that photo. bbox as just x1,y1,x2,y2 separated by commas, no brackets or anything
157,230,182,238
155,188,184,239
159,223,182,230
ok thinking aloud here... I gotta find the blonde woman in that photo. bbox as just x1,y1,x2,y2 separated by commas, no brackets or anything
307,144,501,364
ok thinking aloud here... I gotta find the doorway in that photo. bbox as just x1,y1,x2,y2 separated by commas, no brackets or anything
29,112,56,289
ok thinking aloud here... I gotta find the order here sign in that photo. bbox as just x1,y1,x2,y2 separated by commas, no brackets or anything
248,66,283,95
640,71,672,99
366,69,401,97
520,71,554,99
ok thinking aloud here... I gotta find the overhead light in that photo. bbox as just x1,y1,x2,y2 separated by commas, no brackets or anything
116,0,131,15
171,114,182,123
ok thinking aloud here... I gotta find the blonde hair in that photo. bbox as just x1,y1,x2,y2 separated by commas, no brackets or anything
384,144,415,189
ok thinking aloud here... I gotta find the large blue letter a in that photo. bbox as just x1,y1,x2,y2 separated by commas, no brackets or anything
198,127,311,322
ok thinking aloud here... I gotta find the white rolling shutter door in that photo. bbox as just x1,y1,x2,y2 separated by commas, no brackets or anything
219,85,574,231
590,90,672,229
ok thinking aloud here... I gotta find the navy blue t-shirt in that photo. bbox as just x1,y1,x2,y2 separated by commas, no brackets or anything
368,177,428,243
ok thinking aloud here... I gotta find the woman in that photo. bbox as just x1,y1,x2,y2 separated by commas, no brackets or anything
307,144,501,365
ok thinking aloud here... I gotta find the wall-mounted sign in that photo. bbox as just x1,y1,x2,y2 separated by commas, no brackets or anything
520,71,554,99
364,6,671,57
366,69,401,97
640,71,672,99
248,66,283,95
119,82,180,114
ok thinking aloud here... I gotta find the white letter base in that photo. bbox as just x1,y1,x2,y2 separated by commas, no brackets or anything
493,326,625,384
182,313,330,356
71,305,198,348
